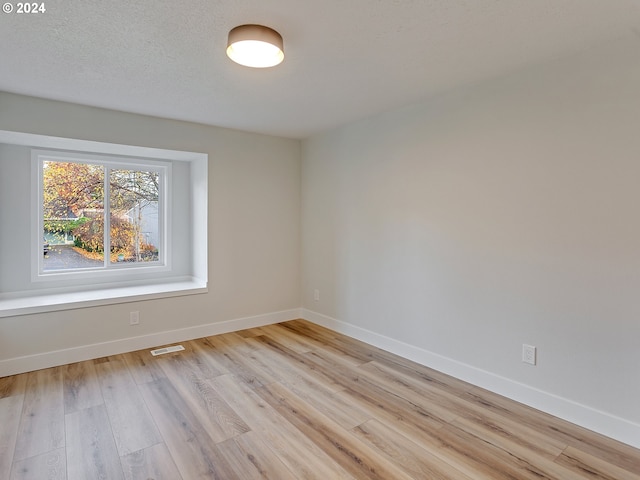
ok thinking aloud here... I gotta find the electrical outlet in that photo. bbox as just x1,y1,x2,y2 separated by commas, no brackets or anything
522,344,536,365
129,311,140,326
313,289,320,302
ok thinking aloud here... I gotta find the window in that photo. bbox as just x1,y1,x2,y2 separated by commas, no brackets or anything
36,150,168,279
0,130,208,317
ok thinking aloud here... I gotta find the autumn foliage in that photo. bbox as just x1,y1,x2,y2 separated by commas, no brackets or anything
43,160,159,262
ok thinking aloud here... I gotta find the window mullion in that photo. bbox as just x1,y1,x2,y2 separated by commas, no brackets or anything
104,166,110,268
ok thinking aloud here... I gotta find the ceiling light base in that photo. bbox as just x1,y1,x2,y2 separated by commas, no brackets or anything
226,24,284,68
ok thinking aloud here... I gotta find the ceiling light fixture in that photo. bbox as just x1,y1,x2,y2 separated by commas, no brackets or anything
226,24,284,68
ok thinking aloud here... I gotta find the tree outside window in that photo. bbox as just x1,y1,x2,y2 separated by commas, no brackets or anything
42,159,162,271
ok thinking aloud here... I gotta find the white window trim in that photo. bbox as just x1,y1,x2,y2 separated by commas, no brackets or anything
0,130,208,318
32,149,171,283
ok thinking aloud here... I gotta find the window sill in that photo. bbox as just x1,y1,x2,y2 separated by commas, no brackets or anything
0,277,207,318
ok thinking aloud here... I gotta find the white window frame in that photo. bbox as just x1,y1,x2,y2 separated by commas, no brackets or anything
0,130,208,318
32,149,171,283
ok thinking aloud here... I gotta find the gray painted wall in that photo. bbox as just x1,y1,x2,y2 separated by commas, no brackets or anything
0,92,301,360
302,38,640,431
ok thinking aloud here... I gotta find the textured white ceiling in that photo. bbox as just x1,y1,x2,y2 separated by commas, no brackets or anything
1,0,639,138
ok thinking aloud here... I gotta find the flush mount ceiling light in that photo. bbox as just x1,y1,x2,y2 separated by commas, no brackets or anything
226,24,284,68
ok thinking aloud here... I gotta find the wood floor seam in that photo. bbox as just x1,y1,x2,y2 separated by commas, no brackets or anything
1,319,638,480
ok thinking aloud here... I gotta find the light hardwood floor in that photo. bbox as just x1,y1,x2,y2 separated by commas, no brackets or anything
1,319,638,479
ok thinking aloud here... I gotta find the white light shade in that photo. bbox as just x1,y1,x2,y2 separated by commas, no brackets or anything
226,24,284,68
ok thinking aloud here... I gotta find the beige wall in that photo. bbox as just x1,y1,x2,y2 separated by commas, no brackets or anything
0,92,301,361
301,37,640,443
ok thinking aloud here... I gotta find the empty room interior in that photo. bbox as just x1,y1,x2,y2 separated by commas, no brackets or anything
1,1,640,479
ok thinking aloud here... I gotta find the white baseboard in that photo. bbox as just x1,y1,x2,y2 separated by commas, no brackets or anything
3,305,638,449
0,308,302,377
301,308,640,450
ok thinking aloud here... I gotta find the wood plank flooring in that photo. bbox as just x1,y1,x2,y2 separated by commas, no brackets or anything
1,319,638,479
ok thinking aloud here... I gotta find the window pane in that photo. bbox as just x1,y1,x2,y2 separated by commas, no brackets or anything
109,169,160,264
42,161,105,271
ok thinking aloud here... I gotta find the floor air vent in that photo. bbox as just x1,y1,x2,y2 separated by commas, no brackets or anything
150,345,185,356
